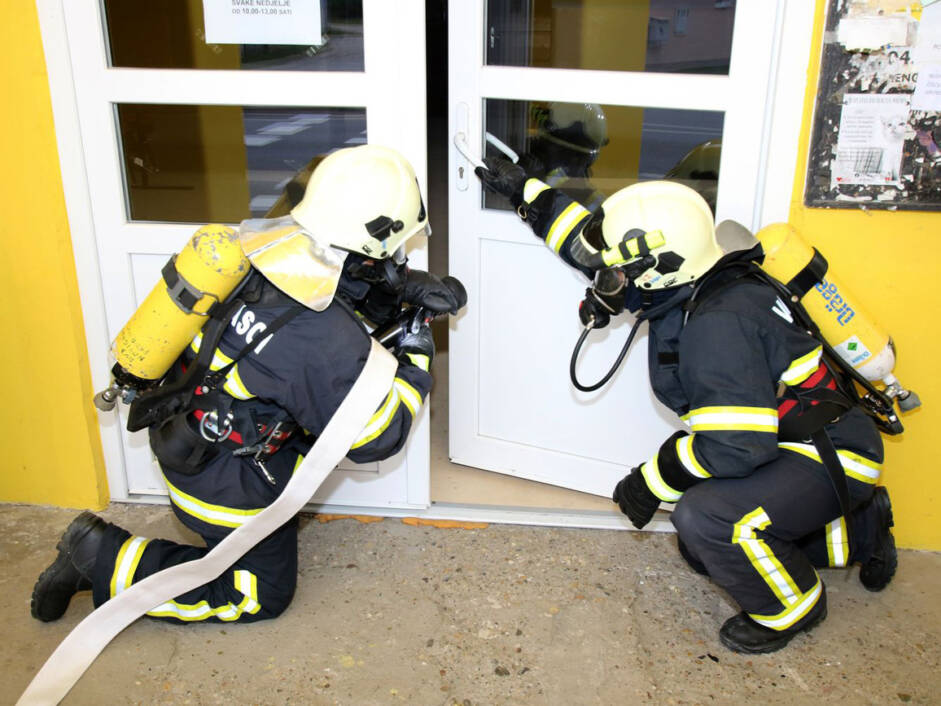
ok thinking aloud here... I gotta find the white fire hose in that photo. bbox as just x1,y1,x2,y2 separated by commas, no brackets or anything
18,339,397,706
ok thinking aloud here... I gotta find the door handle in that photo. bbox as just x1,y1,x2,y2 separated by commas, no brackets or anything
453,131,485,172
454,131,519,171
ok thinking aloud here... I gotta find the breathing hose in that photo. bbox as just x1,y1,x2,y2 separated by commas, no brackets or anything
569,316,644,392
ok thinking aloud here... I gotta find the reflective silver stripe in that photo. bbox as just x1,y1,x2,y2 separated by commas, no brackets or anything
546,201,590,253
732,508,801,608
405,352,430,371
676,434,711,479
165,477,263,528
640,457,682,503
825,517,848,568
146,568,261,622
750,578,823,630
522,178,550,203
234,569,261,615
780,346,822,386
110,536,150,597
683,406,779,433
394,378,422,417
778,442,881,484
222,364,253,400
350,386,401,449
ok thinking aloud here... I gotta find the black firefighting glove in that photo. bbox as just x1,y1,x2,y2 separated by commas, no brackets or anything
475,156,528,208
396,322,435,370
403,270,463,315
612,466,661,530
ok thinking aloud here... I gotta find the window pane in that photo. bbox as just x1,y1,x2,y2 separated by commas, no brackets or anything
117,104,366,223
482,99,723,213
105,0,364,71
486,0,735,75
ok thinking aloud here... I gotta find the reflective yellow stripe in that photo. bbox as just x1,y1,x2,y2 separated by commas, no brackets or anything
165,476,263,528
147,569,262,621
780,346,823,386
640,457,682,503
732,508,802,609
406,352,430,371
749,577,823,630
676,433,711,479
234,569,261,614
110,536,150,598
222,363,253,400
350,386,400,449
825,517,848,568
546,201,589,253
778,442,882,484
522,178,550,203
188,333,256,400
394,378,422,417
682,406,779,433
837,449,882,483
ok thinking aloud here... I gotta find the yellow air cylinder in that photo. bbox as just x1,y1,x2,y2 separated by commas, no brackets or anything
112,224,250,383
755,223,895,383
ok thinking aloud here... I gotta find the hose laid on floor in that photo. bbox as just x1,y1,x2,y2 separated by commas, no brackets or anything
18,339,397,706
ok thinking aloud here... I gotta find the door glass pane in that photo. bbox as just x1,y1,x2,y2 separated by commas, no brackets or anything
486,0,735,75
116,104,366,223
483,99,723,213
104,0,364,71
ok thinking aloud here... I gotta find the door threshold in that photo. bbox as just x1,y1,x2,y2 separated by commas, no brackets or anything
303,501,677,533
120,495,676,532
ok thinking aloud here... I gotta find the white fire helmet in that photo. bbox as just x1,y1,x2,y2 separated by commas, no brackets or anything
599,181,720,290
291,144,430,259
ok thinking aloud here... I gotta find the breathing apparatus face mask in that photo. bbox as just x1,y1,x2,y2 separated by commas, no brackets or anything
342,247,408,326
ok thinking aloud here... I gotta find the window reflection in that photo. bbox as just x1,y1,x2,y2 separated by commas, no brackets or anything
483,100,723,213
117,104,366,224
104,0,364,71
486,0,735,75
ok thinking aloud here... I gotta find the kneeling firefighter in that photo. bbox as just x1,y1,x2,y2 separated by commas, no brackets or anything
475,157,901,654
32,145,465,625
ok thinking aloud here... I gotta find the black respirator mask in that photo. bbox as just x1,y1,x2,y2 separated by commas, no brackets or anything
341,248,408,326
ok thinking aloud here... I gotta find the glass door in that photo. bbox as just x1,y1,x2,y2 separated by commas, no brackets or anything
59,0,430,509
449,0,783,497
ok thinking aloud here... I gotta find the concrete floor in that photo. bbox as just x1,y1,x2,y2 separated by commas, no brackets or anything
3,504,940,705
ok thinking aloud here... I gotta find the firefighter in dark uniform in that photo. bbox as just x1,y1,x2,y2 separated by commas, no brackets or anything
476,158,898,654
511,102,609,214
31,145,463,625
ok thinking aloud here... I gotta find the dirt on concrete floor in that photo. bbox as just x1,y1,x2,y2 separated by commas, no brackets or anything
2,503,940,705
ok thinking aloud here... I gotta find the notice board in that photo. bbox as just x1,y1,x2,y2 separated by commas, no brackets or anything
805,0,941,210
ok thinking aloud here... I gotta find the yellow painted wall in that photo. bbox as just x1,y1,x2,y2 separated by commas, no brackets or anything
581,0,649,188
0,5,108,508
789,2,939,549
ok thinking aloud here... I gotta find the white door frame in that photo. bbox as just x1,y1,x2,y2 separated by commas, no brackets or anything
36,0,431,510
445,1,817,502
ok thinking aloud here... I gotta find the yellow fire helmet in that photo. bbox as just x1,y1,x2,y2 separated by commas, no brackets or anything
239,215,348,311
290,144,431,259
599,180,720,290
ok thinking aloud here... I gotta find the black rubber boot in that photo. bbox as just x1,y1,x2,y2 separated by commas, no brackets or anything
31,511,108,622
719,588,827,654
858,486,897,592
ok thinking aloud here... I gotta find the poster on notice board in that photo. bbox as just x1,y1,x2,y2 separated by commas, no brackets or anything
202,0,322,46
805,0,941,210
